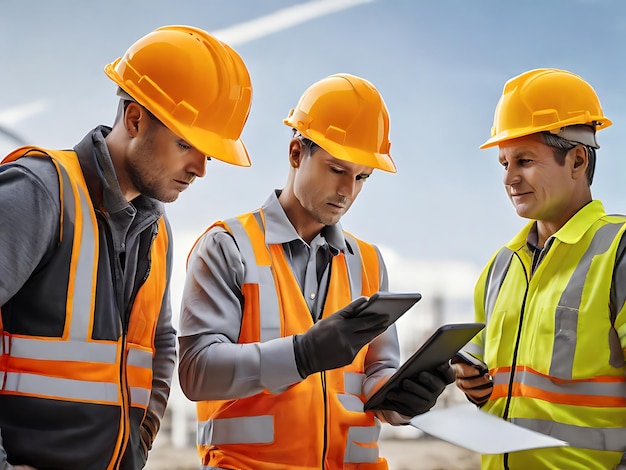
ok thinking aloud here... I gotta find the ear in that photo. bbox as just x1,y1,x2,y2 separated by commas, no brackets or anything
123,102,142,137
289,138,303,168
571,145,588,179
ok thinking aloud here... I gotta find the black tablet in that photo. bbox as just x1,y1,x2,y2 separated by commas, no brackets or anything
364,322,485,411
351,292,422,330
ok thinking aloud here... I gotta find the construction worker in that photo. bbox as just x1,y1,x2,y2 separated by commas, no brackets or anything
451,68,626,469
0,25,252,469
178,73,454,470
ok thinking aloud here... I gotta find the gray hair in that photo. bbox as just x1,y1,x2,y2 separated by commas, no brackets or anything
540,131,596,185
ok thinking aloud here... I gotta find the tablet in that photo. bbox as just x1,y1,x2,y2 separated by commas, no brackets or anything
364,322,485,411
351,292,422,330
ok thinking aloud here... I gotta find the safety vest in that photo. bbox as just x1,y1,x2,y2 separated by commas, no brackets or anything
196,210,389,470
0,147,168,469
466,201,626,469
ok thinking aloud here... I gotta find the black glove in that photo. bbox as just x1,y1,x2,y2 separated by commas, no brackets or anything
372,363,454,418
293,296,392,378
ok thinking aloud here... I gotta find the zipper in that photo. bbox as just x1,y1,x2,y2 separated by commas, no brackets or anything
320,370,329,469
502,251,530,470
96,210,132,468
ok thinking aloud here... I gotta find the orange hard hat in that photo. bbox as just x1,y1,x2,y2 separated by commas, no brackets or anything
481,68,611,149
105,25,253,166
284,73,395,173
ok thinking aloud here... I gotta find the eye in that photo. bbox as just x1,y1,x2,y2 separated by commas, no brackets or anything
330,166,344,174
500,161,508,169
178,141,192,151
356,174,370,181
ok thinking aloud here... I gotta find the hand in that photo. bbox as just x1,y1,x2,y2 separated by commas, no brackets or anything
293,296,392,377
450,360,493,406
371,363,454,418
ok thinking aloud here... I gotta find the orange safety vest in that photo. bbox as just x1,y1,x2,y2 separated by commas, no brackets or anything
196,210,389,470
0,147,168,469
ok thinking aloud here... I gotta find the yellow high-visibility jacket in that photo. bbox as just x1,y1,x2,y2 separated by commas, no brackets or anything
466,201,626,469
196,210,390,470
0,146,169,469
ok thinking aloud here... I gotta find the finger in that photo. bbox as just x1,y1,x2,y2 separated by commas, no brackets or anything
451,362,484,379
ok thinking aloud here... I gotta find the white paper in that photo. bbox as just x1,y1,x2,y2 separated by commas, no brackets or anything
409,403,569,454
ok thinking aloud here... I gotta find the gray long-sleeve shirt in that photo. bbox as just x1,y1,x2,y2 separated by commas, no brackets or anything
178,190,402,422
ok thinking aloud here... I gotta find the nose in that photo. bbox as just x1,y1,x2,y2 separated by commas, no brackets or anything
187,150,207,179
337,175,358,199
503,165,520,186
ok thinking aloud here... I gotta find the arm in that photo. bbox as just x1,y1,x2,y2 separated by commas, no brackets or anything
0,157,59,468
0,158,59,304
140,217,176,458
178,227,302,402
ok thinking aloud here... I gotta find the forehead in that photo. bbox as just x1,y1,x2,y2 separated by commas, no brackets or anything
498,134,551,159
312,146,373,174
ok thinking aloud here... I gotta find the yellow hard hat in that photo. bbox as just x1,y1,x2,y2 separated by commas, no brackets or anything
104,25,253,166
480,68,611,149
283,73,396,173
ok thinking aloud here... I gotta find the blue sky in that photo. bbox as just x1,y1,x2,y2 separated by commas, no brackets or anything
2,0,626,311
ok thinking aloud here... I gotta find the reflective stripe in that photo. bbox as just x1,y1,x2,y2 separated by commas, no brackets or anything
4,372,119,403
344,423,380,463
338,394,364,412
492,369,626,405
484,248,513,325
551,222,625,379
127,348,154,369
344,372,364,395
344,233,363,299
68,182,97,340
226,214,281,341
197,415,274,445
129,386,151,408
512,417,626,452
10,337,118,363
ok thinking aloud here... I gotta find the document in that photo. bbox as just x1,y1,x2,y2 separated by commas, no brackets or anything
409,403,569,454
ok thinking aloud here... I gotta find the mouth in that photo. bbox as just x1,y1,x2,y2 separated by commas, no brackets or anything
328,202,345,211
174,179,191,190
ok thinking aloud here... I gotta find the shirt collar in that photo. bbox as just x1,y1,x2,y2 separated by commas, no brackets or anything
261,190,347,253
510,200,607,250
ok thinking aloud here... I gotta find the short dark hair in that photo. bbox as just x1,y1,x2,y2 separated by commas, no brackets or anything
292,129,321,155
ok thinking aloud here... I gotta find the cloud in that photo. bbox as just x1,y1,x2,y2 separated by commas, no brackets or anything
211,0,374,46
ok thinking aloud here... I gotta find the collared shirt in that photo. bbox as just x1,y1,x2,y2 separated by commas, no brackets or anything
263,190,345,319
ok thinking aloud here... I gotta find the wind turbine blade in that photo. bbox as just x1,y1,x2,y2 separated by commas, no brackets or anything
0,101,47,126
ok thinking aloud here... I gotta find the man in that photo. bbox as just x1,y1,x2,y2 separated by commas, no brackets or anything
452,68,626,469
0,25,252,469
179,73,453,470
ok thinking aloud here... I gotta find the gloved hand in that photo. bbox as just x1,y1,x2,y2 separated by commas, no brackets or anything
293,296,392,378
370,363,455,418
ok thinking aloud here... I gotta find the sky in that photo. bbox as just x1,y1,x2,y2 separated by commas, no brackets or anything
3,0,626,442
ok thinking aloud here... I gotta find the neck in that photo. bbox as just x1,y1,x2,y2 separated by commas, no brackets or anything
278,190,323,244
